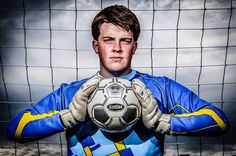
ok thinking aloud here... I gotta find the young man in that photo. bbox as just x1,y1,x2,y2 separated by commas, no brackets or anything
7,5,229,156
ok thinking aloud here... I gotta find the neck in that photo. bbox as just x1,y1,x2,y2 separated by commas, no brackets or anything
99,67,132,78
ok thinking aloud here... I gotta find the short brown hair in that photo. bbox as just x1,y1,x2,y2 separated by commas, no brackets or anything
91,5,141,42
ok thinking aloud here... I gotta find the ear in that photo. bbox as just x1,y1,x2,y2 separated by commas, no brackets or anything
132,42,138,55
92,40,99,54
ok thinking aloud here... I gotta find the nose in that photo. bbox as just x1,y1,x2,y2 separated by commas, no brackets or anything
112,41,122,53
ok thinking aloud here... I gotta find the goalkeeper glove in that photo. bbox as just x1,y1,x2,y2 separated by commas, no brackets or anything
59,75,103,128
132,79,171,134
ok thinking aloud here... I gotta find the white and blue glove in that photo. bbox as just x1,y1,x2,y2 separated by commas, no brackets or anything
132,79,171,134
59,75,103,128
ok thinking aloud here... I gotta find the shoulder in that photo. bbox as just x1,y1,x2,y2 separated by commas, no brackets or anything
135,72,189,93
135,72,168,87
53,77,91,98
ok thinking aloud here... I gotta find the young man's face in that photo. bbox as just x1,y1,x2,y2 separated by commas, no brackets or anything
93,23,137,77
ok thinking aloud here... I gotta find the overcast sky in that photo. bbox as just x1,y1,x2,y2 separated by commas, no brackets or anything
0,0,235,155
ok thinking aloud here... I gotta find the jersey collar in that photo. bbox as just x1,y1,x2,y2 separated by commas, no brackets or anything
120,69,137,81
95,69,137,81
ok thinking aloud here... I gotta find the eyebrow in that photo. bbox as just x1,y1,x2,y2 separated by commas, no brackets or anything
102,36,114,39
102,36,133,40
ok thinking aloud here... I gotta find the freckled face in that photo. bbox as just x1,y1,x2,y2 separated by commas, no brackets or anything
93,23,137,77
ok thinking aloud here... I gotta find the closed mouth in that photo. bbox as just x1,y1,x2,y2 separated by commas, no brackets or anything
110,57,122,61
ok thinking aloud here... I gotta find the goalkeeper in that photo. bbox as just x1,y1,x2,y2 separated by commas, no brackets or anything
7,5,229,156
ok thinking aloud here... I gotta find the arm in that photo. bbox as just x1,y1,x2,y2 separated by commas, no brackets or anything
7,84,67,141
7,75,103,141
166,78,229,136
132,77,229,136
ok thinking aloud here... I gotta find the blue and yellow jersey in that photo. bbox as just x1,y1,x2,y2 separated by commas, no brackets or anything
7,70,229,156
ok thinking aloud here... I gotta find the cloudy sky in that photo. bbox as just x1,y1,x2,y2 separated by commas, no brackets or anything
0,0,235,155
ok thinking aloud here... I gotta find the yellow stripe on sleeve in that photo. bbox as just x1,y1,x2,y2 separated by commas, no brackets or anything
173,108,227,131
15,110,59,138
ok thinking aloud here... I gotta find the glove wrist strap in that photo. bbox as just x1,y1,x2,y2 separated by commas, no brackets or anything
159,114,171,123
156,114,171,134
59,109,77,129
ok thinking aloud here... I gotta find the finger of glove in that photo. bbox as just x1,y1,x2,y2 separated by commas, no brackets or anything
145,99,159,115
132,79,152,107
143,105,159,119
142,99,156,117
79,75,103,97
143,105,162,129
70,94,86,111
144,112,160,129
69,101,85,121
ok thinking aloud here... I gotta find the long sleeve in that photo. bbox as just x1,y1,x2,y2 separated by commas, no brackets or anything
7,85,66,140
165,78,229,136
137,73,229,136
7,80,85,141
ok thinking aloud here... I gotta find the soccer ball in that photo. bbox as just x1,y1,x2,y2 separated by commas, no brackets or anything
87,77,141,133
